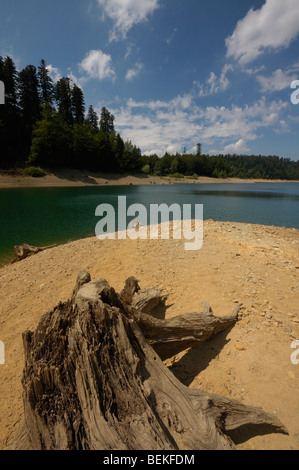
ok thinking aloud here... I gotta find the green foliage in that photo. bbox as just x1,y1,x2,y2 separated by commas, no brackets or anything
55,77,73,126
19,65,41,127
72,122,98,169
142,152,299,181
71,84,85,124
94,130,118,172
153,159,162,176
122,140,142,172
1,55,298,180
168,172,185,179
38,59,54,104
0,56,143,173
0,56,21,167
99,107,115,135
86,105,99,134
21,166,45,177
29,106,73,167
141,164,151,175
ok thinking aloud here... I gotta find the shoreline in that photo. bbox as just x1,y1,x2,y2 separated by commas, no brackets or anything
0,219,298,450
0,168,298,188
1,218,299,269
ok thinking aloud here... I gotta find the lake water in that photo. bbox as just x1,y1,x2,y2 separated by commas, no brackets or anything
0,182,298,266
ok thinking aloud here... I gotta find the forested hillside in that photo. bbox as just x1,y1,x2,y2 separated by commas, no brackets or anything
0,57,141,173
1,56,298,180
142,153,299,180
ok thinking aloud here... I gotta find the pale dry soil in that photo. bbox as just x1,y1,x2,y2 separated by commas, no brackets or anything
0,168,297,188
0,220,298,450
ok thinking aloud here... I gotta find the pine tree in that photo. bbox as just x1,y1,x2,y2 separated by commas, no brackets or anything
19,65,41,128
72,122,97,169
38,59,54,104
2,56,19,111
110,131,124,171
122,140,142,172
99,106,114,134
71,83,85,124
29,104,72,167
0,57,20,167
86,105,99,133
55,77,73,126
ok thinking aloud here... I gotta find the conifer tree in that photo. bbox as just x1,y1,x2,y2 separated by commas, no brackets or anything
38,59,54,104
55,77,73,126
86,105,99,133
71,83,85,124
99,106,114,134
2,56,19,111
0,56,22,166
29,103,72,167
18,65,41,128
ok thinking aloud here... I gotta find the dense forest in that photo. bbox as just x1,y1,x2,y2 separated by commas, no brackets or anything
142,152,299,180
0,56,299,180
0,56,142,173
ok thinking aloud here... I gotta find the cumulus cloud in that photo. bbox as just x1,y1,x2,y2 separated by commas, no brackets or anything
196,64,233,96
111,95,287,156
125,62,144,80
97,0,160,41
226,0,299,64
79,50,116,81
223,139,250,155
256,62,299,92
46,64,62,83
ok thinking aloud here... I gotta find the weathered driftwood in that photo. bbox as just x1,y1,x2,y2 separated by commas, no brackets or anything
12,243,57,262
10,272,288,450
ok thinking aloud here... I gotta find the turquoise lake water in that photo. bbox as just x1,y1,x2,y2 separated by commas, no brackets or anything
0,182,298,266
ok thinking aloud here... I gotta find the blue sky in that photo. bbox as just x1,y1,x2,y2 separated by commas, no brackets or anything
1,0,299,160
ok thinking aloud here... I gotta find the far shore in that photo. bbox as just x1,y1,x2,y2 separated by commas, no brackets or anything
0,168,298,189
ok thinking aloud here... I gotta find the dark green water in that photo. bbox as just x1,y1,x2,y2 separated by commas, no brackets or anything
0,182,298,266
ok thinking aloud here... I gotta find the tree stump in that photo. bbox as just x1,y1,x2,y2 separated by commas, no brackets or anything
10,272,288,450
12,243,57,262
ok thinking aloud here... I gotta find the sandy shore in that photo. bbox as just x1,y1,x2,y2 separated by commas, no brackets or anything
0,168,298,188
0,220,298,450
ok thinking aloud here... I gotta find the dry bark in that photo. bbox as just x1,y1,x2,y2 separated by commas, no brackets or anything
12,243,57,262
9,272,288,451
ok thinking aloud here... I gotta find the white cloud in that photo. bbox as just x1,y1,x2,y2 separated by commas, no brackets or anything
125,62,143,80
79,50,116,81
46,64,62,83
124,44,133,60
223,139,250,155
45,64,87,89
97,0,160,41
196,64,233,96
226,0,299,64
256,62,299,92
111,95,287,156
